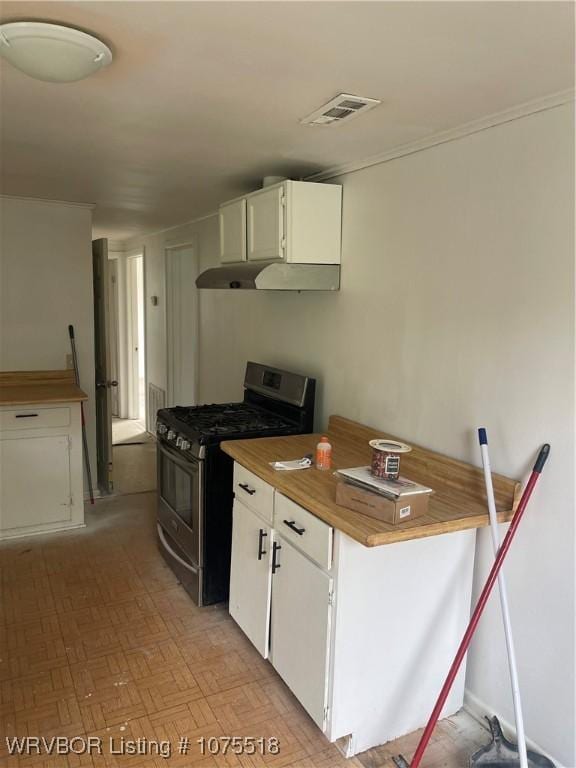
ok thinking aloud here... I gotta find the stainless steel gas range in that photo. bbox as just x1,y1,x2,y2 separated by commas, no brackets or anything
155,362,315,607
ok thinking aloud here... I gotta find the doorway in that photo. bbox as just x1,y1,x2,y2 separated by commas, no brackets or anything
166,243,199,407
110,248,156,495
112,250,150,448
127,253,146,424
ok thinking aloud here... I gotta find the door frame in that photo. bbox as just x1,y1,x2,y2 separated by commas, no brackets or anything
125,248,147,424
92,237,113,494
165,239,199,408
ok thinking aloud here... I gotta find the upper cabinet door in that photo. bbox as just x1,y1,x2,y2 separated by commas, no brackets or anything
220,199,247,263
247,185,285,262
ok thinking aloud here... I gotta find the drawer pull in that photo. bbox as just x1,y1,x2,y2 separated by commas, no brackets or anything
239,483,256,496
257,528,267,560
15,413,39,418
283,519,305,536
272,541,281,573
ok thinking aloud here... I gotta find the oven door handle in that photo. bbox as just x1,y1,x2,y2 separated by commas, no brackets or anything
158,441,199,472
157,524,199,574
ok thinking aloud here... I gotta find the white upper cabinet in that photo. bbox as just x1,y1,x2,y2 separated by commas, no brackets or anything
219,199,247,263
247,185,285,262
218,180,342,265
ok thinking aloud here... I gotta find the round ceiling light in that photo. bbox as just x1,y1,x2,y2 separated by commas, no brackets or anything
0,21,112,82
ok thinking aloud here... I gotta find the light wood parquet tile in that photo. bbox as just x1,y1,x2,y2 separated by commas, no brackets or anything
0,490,490,768
132,559,180,595
2,634,70,681
133,665,204,713
12,695,84,740
17,751,95,768
2,578,58,625
191,650,276,698
123,640,186,681
1,667,75,714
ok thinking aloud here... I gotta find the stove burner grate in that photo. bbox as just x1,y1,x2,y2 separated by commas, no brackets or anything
169,403,294,437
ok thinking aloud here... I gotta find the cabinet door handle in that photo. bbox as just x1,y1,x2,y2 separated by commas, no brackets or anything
283,519,305,536
239,483,256,496
15,413,39,418
257,529,267,560
272,541,281,574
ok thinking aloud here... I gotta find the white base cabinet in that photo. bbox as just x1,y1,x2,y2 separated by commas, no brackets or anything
229,463,476,757
270,535,333,730
229,499,273,657
0,402,85,540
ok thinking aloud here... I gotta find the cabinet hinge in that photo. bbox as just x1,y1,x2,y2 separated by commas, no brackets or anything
328,590,335,606
280,237,287,251
280,194,286,207
69,496,74,507
324,706,330,723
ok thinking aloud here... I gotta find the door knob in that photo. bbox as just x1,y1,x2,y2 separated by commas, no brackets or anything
96,380,118,389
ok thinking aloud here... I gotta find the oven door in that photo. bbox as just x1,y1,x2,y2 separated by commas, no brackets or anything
157,440,202,569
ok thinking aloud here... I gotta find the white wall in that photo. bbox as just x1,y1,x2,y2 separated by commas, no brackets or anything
122,103,574,765
122,218,216,427
0,196,97,488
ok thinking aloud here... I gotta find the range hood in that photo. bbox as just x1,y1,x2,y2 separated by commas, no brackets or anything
195,262,340,291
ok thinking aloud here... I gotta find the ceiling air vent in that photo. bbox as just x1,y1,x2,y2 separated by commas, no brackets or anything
301,93,381,126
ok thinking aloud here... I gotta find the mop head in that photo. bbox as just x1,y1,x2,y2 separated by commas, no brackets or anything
470,717,556,767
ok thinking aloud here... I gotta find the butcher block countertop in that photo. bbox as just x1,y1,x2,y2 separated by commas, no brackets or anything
0,370,88,406
221,414,521,547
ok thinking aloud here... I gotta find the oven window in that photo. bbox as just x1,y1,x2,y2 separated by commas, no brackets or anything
159,448,199,530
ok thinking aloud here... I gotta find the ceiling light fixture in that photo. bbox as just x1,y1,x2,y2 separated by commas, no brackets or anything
0,21,112,83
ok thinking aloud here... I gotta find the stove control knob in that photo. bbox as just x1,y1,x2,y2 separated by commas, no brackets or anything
179,440,191,451
167,430,176,441
175,436,183,448
157,423,167,435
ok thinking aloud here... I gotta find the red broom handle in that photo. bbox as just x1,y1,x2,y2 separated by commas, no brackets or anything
409,444,550,768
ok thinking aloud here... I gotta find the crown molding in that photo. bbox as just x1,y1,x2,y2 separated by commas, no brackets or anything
120,210,218,245
0,194,95,210
306,88,575,183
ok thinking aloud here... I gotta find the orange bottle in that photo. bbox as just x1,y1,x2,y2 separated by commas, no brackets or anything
316,436,332,470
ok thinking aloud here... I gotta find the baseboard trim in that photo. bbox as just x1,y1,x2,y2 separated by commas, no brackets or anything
464,689,564,767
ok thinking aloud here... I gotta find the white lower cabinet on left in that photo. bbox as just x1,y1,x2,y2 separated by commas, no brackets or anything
0,402,85,540
229,498,273,658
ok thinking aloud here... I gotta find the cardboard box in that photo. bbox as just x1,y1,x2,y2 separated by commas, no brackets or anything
335,481,431,525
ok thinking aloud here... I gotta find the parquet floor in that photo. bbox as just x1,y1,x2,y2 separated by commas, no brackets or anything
0,491,489,768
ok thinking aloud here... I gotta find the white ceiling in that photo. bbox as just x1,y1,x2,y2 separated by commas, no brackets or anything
1,1,574,240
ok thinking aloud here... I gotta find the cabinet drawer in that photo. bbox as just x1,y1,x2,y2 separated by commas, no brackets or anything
0,407,71,431
233,464,274,524
274,493,333,570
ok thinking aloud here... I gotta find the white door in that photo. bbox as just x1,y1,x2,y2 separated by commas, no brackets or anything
229,499,273,658
220,200,247,263
247,186,285,262
166,245,198,407
92,238,114,493
0,435,72,530
270,537,333,729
